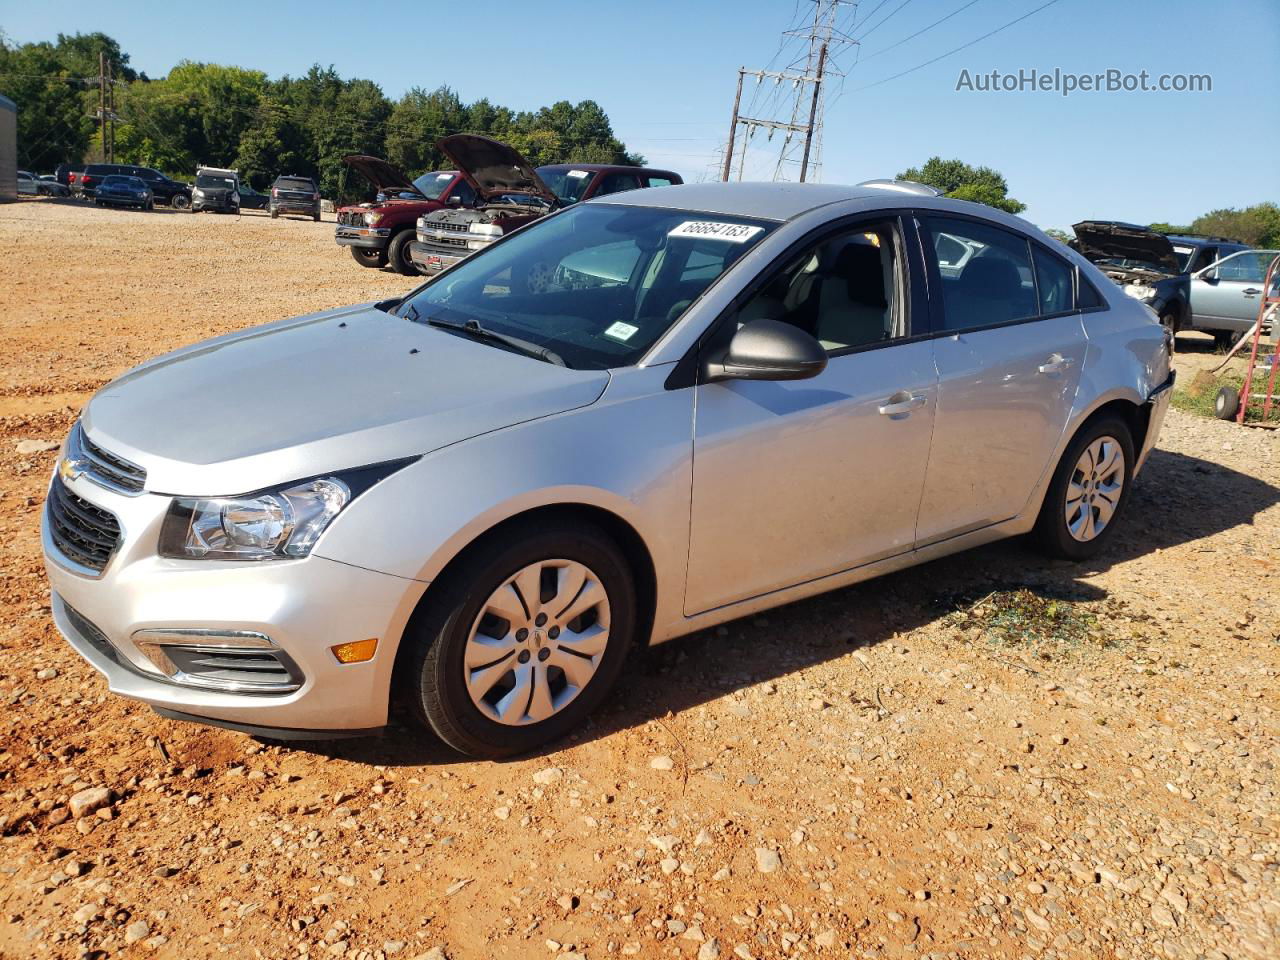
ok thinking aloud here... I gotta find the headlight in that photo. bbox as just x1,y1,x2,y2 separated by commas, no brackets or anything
193,189,205,198
466,238,494,250
158,460,416,561
468,223,503,238
363,211,380,226
1123,284,1156,301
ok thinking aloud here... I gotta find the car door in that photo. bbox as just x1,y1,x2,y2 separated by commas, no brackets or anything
915,215,1088,546
685,215,937,615
1190,250,1280,331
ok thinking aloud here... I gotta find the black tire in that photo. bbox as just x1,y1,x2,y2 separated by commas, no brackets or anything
171,194,190,211
404,520,636,758
1033,415,1135,561
312,211,321,222
1158,311,1180,345
387,230,418,276
270,208,279,219
1213,331,1236,350
1215,386,1240,421
350,246,389,269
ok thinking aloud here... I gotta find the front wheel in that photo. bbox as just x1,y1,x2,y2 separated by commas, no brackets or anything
171,194,190,211
405,521,636,758
1213,331,1237,351
1033,416,1135,560
387,230,418,276
350,246,388,269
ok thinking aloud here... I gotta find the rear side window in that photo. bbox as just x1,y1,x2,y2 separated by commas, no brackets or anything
921,216,1037,331
1032,246,1075,314
646,176,676,188
1076,272,1106,308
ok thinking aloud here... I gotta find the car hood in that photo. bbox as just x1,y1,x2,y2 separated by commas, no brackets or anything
437,134,558,205
341,155,421,196
80,304,610,496
1071,221,1181,275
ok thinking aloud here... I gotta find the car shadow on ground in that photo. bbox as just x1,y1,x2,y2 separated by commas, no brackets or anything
285,448,1279,767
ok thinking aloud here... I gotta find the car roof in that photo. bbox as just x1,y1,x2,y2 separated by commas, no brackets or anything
538,163,680,178
1165,233,1245,247
596,180,952,222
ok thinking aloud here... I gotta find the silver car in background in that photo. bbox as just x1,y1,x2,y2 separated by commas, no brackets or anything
41,181,1173,757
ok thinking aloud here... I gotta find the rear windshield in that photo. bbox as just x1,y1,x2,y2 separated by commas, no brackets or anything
275,177,315,191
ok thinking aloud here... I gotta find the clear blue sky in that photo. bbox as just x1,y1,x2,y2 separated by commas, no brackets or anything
2,0,1276,230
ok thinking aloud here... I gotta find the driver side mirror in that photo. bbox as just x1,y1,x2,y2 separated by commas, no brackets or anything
447,194,463,205
704,319,828,383
1197,267,1218,282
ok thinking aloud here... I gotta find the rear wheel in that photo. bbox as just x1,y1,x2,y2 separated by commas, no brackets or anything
387,230,417,276
405,521,635,758
1215,386,1240,421
270,207,279,219
350,246,388,269
1034,415,1134,561
1213,331,1236,350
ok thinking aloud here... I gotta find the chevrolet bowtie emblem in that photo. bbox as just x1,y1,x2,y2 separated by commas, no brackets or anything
58,456,87,483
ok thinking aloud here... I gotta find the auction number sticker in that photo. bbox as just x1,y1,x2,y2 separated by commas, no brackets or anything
668,221,764,243
604,321,639,342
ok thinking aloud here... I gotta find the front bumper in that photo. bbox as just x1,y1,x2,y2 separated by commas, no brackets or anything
335,224,390,249
42,470,426,735
192,198,238,212
409,241,466,275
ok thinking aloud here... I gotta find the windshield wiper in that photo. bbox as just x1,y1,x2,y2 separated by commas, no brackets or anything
423,316,566,367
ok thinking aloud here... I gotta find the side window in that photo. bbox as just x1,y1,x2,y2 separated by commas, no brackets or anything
596,173,641,196
646,176,675,188
1189,246,1218,273
1032,246,1075,314
449,179,476,207
1216,251,1268,283
921,216,1037,331
1076,271,1106,308
734,220,905,353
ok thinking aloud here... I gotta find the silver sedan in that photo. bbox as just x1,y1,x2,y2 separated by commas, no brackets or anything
42,181,1173,757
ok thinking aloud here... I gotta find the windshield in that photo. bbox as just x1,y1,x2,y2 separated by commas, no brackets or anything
395,204,773,370
196,175,235,188
412,171,454,199
537,167,594,204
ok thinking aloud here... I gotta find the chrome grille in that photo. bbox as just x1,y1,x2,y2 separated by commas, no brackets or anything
337,210,365,226
428,220,469,234
46,479,121,573
425,234,468,248
79,429,146,493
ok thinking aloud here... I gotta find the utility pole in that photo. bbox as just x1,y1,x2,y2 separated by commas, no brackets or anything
106,59,115,163
722,69,744,183
719,0,855,183
798,42,827,182
98,52,106,162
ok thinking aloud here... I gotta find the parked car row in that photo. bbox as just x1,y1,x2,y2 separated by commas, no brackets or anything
17,170,70,197
334,134,683,276
1070,221,1276,345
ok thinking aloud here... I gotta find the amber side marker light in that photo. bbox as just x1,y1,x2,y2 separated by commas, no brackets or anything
331,638,379,664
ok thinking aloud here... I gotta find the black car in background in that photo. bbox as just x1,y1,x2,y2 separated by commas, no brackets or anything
74,163,191,209
93,175,154,210
238,183,270,210
269,175,321,220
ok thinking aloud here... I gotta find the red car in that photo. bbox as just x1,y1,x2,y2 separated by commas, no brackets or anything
334,159,477,275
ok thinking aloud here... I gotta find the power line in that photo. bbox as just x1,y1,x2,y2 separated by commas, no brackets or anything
852,0,915,42
851,0,1065,91
857,0,986,63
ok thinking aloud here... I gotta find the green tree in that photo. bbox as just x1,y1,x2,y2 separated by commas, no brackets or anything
235,98,309,188
1188,203,1280,248
384,86,468,175
896,156,1025,214
1042,227,1072,246
0,39,93,169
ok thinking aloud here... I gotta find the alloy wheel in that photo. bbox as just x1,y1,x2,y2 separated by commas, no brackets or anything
1064,436,1125,542
463,559,611,726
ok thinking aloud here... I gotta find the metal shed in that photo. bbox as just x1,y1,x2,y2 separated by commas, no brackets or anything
0,95,16,202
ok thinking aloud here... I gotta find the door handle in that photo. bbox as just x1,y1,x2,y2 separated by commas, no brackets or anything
878,392,927,416
1242,288,1261,296
1038,353,1074,375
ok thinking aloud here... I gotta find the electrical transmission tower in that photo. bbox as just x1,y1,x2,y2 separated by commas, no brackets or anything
721,0,857,183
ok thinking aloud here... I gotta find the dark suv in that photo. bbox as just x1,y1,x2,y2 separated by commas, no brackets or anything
269,175,321,221
72,163,191,209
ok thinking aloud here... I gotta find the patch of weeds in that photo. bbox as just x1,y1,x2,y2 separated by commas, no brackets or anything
937,585,1115,661
1174,367,1280,422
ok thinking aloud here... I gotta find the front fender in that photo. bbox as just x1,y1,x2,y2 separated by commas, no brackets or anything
313,368,694,631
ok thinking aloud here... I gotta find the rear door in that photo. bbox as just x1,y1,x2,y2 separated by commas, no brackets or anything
1190,250,1280,331
915,215,1088,545
685,215,937,614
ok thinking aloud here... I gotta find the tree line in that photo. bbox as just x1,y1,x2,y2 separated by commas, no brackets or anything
0,32,643,202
